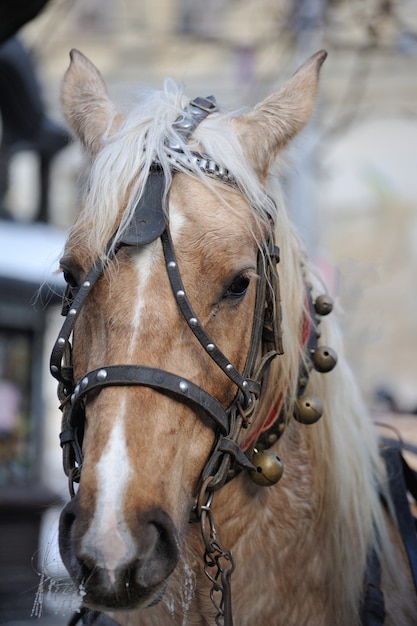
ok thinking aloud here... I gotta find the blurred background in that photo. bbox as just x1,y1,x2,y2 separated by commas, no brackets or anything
0,0,416,623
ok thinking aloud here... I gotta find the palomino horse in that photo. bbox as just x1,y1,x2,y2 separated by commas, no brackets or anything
51,49,417,625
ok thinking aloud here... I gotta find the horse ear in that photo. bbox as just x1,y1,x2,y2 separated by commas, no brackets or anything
234,50,327,181
61,49,118,156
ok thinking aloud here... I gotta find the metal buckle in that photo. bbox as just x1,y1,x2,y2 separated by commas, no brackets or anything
189,96,218,114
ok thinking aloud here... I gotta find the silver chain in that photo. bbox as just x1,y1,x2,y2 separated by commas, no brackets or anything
200,491,235,626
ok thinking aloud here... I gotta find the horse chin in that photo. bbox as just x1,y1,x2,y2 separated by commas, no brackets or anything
61,561,167,611
81,576,168,612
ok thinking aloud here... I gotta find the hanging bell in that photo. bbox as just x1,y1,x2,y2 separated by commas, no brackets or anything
314,294,334,316
249,448,284,487
294,394,323,425
311,346,337,373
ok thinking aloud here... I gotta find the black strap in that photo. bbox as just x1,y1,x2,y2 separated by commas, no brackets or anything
161,227,260,405
381,443,417,596
117,166,166,247
65,364,229,434
361,441,417,625
50,257,106,385
360,547,386,626
401,453,417,502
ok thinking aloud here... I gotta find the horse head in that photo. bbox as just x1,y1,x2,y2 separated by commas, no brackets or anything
53,49,326,613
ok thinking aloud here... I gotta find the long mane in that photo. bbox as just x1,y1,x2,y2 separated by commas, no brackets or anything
274,228,398,622
68,80,276,263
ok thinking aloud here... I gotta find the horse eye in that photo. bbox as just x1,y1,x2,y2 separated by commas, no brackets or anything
225,274,250,299
62,268,79,290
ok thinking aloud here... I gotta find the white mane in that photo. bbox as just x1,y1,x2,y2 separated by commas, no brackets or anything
71,80,277,261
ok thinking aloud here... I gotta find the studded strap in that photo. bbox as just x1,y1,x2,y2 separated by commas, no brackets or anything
63,364,229,436
161,227,260,408
50,258,107,388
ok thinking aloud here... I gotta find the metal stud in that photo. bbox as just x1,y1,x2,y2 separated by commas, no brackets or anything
189,317,198,327
83,280,91,288
96,369,108,382
206,343,215,352
71,393,76,404
176,290,185,298
314,294,334,316
168,261,176,269
226,364,233,372
74,384,80,396
249,449,284,486
311,346,337,373
179,381,188,393
294,394,323,425
57,337,65,347
242,381,249,389
51,365,59,374
81,377,89,388
69,308,77,316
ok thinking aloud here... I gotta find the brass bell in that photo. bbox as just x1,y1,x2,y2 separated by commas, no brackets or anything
314,294,334,316
294,394,323,425
311,345,337,373
249,449,284,487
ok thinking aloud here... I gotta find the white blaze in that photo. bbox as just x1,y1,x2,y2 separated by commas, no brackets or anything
82,410,135,582
83,210,185,579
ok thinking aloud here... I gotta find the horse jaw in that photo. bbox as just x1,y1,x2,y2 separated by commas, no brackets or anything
233,50,327,181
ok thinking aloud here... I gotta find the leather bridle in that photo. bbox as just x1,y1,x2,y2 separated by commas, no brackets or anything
50,97,284,499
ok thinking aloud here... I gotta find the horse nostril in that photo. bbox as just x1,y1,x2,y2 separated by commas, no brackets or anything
58,497,87,584
134,507,180,588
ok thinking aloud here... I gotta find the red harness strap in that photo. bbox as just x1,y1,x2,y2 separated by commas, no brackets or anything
241,308,312,452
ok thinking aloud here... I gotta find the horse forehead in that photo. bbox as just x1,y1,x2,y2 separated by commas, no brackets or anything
64,176,257,295
168,177,257,250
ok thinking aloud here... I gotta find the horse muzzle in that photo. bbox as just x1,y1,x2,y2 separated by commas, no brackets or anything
59,497,180,610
